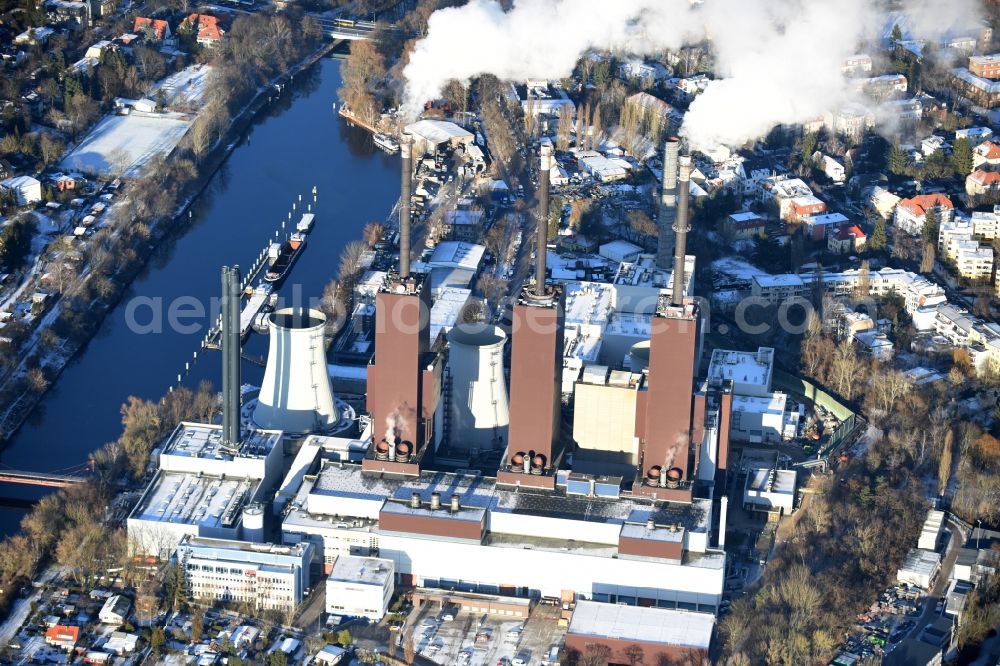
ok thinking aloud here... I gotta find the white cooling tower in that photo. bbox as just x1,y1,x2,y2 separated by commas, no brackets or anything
253,308,337,434
447,323,509,452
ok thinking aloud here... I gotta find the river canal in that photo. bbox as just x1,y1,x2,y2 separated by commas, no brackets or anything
0,57,399,536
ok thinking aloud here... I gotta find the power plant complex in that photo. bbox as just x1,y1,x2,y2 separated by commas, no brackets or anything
127,134,733,662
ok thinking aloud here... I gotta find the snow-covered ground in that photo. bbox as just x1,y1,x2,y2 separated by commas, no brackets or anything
61,112,192,178
155,64,214,110
711,256,769,281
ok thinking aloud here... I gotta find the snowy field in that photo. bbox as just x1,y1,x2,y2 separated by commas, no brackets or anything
61,112,191,178
156,64,213,109
712,256,769,282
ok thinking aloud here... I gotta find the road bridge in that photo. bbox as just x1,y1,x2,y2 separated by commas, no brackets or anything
311,16,404,41
0,469,88,488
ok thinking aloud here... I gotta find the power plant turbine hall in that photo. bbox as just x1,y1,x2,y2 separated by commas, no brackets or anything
253,307,338,434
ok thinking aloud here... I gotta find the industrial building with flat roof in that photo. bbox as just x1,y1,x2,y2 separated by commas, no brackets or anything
565,600,714,663
326,555,394,620
707,347,774,397
280,461,726,611
708,347,799,443
127,422,283,556
897,548,942,589
743,467,797,516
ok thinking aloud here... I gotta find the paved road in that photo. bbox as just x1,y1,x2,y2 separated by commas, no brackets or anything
0,566,63,648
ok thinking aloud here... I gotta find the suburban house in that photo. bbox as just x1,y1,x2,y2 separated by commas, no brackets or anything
894,193,954,236
133,17,171,41
967,169,1000,196
828,224,867,254
869,186,901,219
724,211,766,240
45,625,80,651
178,13,225,46
973,141,1000,169
99,594,132,625
821,155,846,182
782,195,826,223
803,212,849,241
49,173,83,191
1,175,42,205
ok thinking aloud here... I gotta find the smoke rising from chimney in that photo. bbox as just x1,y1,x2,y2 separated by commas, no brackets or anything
385,409,405,447
401,0,981,148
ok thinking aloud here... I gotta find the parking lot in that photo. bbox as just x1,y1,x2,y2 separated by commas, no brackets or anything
405,601,563,665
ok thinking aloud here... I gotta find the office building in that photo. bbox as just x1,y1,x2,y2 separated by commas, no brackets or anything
175,536,313,612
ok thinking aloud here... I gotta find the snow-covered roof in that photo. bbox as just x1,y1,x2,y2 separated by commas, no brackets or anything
405,119,473,145
568,600,714,650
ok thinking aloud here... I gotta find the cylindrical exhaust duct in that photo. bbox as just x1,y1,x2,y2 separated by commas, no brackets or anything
672,156,692,306
628,340,651,373
536,143,553,296
242,503,265,542
253,308,338,433
666,466,683,489
399,132,413,278
446,323,509,452
657,139,680,270
221,266,242,446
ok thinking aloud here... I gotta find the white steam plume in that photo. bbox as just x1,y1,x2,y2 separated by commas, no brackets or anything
402,0,982,149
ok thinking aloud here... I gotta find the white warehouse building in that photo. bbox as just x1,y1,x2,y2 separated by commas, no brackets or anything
326,555,395,621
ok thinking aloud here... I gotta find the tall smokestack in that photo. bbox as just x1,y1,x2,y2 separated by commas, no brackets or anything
221,265,242,446
399,132,413,278
671,156,692,307
536,143,553,297
656,139,680,270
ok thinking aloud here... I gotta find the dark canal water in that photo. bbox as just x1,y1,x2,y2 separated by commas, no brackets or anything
0,57,399,536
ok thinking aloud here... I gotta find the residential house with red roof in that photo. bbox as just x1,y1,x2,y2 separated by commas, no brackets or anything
45,625,80,651
973,141,1000,170
179,13,225,47
133,17,171,41
828,224,867,254
893,193,954,236
783,194,826,222
967,169,1000,196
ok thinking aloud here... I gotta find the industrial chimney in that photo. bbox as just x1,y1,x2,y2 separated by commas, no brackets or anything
536,142,553,296
253,307,338,433
671,156,692,306
656,138,680,270
399,132,413,278
446,323,509,452
220,265,241,447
